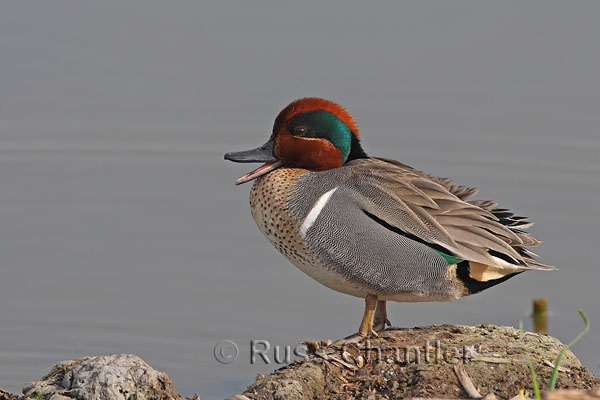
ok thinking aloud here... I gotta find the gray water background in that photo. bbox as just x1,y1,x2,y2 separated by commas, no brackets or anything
1,2,599,399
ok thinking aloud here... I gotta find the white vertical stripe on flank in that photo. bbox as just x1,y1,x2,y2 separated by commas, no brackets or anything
300,187,338,237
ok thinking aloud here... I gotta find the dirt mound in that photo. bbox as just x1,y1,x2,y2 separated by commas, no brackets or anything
240,324,599,399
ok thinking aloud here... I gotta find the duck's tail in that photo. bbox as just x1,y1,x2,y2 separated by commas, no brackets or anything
469,199,556,271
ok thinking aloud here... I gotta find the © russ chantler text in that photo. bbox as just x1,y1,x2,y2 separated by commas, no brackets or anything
213,339,480,365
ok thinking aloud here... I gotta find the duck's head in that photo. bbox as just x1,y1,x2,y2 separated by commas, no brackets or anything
225,97,367,185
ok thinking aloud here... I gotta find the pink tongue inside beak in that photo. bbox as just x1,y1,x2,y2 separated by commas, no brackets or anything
236,160,283,185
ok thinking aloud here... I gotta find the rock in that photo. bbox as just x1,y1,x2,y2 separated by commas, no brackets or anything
2,324,598,399
48,395,70,400
20,354,183,400
1,388,14,400
545,389,600,399
244,363,325,400
238,324,599,399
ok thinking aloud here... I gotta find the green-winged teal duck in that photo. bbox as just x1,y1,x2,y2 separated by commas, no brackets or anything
225,98,554,336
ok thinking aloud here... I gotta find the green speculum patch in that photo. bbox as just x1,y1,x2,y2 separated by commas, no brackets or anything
434,249,463,265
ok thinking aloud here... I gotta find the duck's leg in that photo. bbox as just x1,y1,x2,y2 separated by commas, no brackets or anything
373,300,390,331
359,294,379,337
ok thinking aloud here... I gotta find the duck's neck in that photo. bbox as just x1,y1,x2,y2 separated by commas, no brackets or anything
346,134,369,162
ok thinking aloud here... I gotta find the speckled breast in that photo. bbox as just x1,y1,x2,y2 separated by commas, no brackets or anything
249,168,315,267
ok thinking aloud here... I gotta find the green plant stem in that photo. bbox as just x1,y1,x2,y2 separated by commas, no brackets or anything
520,320,541,400
528,359,541,400
547,309,590,391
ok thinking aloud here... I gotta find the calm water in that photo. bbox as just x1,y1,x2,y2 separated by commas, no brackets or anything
1,2,599,399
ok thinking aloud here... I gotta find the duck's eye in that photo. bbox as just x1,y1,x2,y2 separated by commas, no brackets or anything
293,126,306,136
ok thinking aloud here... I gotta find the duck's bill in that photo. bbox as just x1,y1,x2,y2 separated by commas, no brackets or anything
224,140,283,184
233,160,283,185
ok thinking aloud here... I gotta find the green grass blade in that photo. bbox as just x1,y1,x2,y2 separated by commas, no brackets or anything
520,320,541,400
547,309,590,391
528,360,541,400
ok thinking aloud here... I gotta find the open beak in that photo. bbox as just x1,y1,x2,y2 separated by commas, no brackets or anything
224,140,283,185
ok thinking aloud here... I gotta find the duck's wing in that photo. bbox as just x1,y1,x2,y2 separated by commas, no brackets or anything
374,157,480,201
342,158,554,270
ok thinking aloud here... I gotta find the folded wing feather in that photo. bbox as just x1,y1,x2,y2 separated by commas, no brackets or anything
345,158,554,271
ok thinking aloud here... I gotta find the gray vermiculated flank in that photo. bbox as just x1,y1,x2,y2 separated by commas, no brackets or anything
288,167,459,297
